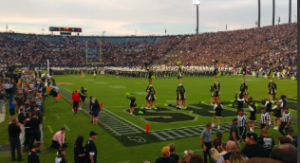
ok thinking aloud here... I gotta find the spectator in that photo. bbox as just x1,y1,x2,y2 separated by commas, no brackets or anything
200,122,212,163
74,135,86,163
189,154,204,163
257,128,275,154
0,90,5,113
18,108,26,147
92,99,101,125
270,144,297,163
229,118,240,151
155,146,177,163
278,136,293,145
209,148,220,163
8,95,16,121
85,131,98,163
229,154,247,163
241,133,269,159
51,128,66,149
8,118,24,162
55,149,67,163
28,141,41,163
52,84,59,103
179,150,193,163
27,112,41,150
34,105,43,143
213,131,223,152
286,127,297,147
217,141,246,163
168,143,179,162
89,96,94,123
72,90,80,115
245,158,282,163
219,142,227,156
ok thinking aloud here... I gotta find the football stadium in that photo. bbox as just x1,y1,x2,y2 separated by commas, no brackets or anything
0,0,298,163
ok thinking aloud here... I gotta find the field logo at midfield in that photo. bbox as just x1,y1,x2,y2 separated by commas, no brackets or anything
109,85,126,88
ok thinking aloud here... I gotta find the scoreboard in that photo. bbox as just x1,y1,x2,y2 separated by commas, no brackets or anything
49,27,82,32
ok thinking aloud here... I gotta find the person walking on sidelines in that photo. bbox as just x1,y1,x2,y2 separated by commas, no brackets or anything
200,122,213,163
279,107,292,136
18,108,26,147
51,128,66,149
85,131,98,163
72,90,80,115
8,118,25,162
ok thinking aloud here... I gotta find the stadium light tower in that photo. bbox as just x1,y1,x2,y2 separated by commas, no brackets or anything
193,0,200,34
288,0,292,24
258,0,261,28
272,0,275,26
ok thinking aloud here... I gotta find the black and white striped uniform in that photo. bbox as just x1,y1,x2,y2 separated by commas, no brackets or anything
237,114,248,142
213,104,224,117
279,112,292,135
260,112,270,129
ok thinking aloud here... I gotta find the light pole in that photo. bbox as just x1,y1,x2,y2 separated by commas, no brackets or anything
102,31,106,42
193,0,201,34
295,15,297,23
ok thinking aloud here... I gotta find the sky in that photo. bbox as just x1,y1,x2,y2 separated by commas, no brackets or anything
0,0,297,36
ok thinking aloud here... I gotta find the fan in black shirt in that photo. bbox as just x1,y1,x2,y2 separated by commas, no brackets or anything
257,128,275,155
28,141,41,163
241,133,269,159
27,112,41,150
168,143,179,162
85,131,98,163
74,136,86,163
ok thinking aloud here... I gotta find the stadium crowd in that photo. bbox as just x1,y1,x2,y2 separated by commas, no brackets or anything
0,23,297,71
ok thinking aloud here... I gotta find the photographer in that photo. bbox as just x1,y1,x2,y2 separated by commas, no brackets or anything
51,128,66,149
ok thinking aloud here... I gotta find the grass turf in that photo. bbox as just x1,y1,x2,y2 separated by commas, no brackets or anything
0,74,297,163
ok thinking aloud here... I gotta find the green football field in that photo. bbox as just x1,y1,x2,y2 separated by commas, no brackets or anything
0,74,297,163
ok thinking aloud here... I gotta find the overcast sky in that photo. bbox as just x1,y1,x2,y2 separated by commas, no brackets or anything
0,0,297,36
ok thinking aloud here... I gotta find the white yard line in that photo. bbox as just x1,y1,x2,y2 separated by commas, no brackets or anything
63,124,70,131
55,114,60,119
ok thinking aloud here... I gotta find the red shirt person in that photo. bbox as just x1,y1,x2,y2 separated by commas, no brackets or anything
72,90,80,115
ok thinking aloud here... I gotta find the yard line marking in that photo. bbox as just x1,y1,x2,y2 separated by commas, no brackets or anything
63,124,70,131
55,114,60,119
48,107,53,111
47,125,54,133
